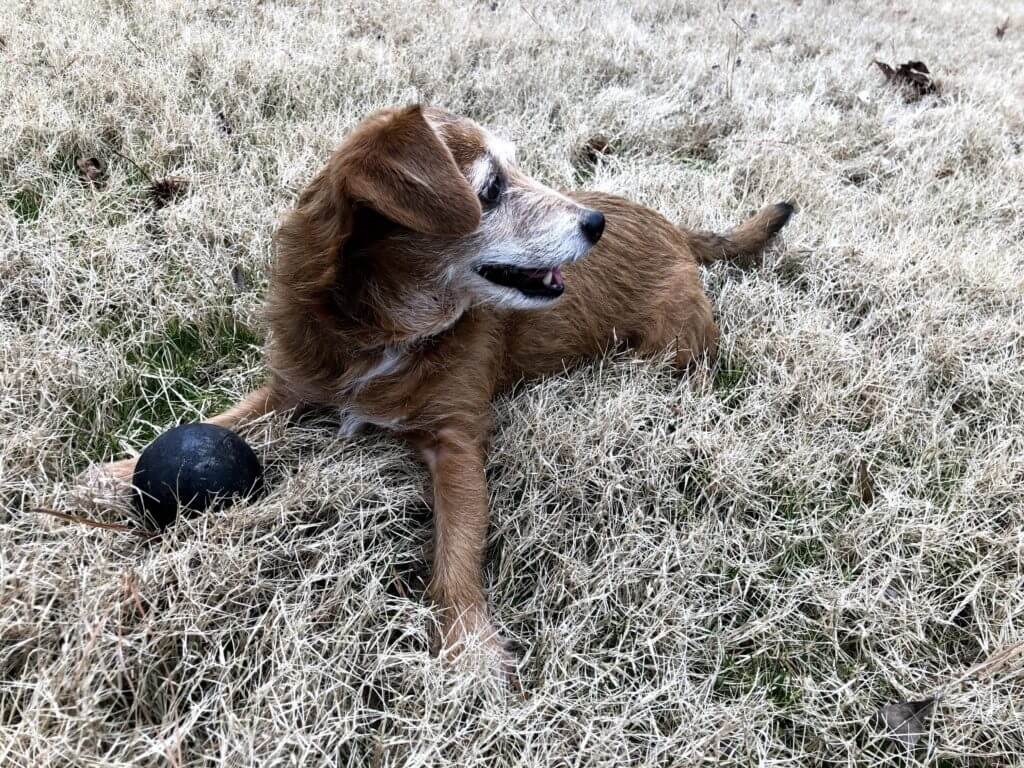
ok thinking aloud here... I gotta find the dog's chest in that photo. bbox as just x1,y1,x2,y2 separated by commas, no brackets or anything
335,346,413,436
350,347,406,390
330,310,468,437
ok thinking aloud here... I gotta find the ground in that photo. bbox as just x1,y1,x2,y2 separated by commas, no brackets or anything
2,0,1024,765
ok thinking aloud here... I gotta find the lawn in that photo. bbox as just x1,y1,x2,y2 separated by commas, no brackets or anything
2,0,1023,765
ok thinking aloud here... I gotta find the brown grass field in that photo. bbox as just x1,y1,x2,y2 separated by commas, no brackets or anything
2,0,1024,765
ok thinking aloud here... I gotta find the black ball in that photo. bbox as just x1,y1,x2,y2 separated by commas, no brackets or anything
132,423,263,530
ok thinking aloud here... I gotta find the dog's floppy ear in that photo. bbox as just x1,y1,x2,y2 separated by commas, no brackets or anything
342,104,481,236
271,162,353,316
270,105,480,317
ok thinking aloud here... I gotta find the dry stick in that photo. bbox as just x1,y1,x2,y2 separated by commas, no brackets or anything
936,639,1024,697
59,55,80,77
105,144,156,185
515,0,550,37
892,637,1024,728
123,34,147,56
30,507,158,539
123,570,148,617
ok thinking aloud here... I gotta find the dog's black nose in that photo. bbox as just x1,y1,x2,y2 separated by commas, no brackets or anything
579,210,605,244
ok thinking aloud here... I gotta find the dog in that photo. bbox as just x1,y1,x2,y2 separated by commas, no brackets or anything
95,104,792,682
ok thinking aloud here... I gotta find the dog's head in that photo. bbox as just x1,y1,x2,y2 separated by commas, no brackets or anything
273,105,604,331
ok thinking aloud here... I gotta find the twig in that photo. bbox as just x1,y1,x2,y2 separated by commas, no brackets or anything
937,638,1024,697
515,1,550,37
124,34,147,56
104,144,155,185
30,507,158,539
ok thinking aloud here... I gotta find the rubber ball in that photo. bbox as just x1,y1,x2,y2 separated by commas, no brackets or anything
132,423,263,529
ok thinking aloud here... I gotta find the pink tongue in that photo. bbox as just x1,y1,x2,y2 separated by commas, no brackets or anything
550,266,564,286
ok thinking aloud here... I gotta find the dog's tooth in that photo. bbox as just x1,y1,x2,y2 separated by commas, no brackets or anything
542,270,553,287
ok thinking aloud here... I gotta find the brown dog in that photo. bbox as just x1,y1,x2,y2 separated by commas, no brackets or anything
97,104,792,681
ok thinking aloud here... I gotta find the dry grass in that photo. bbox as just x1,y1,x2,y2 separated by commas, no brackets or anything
3,0,1024,765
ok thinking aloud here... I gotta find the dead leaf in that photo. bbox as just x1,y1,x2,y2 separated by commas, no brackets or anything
996,18,1009,39
149,176,189,208
878,698,935,747
75,157,104,186
576,135,613,174
873,59,938,101
217,110,233,136
230,263,247,293
855,460,875,505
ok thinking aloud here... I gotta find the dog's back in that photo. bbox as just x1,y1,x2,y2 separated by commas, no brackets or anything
501,193,792,383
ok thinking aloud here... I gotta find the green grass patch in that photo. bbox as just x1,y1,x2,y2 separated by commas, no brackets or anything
48,145,81,178
715,652,803,708
72,314,263,464
775,537,827,573
713,361,749,410
9,189,42,222
714,363,746,392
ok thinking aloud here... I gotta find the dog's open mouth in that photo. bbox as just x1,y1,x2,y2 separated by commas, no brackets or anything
475,264,565,299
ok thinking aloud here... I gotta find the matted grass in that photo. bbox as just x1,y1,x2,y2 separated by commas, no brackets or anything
2,0,1023,765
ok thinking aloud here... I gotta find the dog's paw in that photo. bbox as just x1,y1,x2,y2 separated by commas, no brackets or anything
437,612,521,690
90,458,137,483
475,628,521,689
74,458,138,505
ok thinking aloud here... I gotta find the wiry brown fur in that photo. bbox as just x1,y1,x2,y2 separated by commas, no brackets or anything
94,104,792,683
689,201,794,266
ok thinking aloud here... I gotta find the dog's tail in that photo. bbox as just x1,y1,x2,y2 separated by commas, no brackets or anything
689,201,794,264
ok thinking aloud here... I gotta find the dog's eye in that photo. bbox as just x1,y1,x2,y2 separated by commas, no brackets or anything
480,176,503,208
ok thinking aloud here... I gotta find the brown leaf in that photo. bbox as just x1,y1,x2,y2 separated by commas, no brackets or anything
216,110,233,136
856,459,876,505
873,59,938,100
878,698,935,747
230,263,247,294
75,157,104,185
575,135,614,179
149,176,189,207
996,18,1009,39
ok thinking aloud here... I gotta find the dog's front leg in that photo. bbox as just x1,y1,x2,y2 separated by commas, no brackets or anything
85,385,290,486
418,427,516,683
